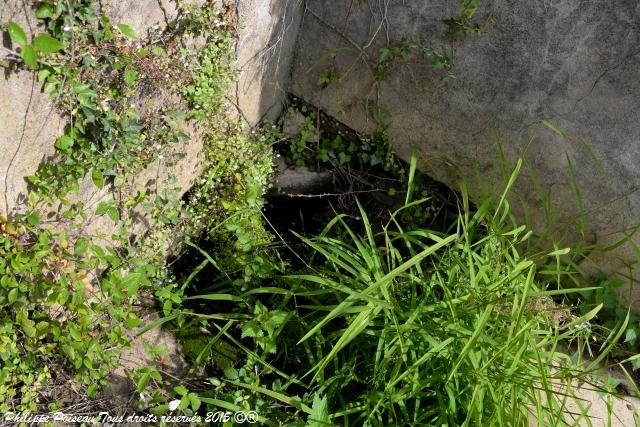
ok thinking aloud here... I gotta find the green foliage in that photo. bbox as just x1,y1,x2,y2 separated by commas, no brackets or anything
570,274,640,358
155,160,626,425
281,105,400,174
171,4,275,275
180,39,234,121
444,0,491,42
7,21,28,46
26,11,166,200
2,0,635,422
5,20,64,69
418,36,458,84
0,215,147,412
374,39,411,81
316,64,341,88
0,0,276,414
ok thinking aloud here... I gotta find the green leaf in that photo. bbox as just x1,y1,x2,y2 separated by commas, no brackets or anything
7,22,28,46
87,383,98,397
17,311,36,338
22,322,36,338
136,371,151,391
548,247,571,256
117,23,136,39
233,382,313,414
96,201,112,216
308,394,330,426
8,288,18,304
188,393,201,411
69,327,82,341
173,385,189,396
91,168,105,189
107,207,120,222
241,321,261,338
122,271,148,297
124,67,137,86
26,211,40,226
379,47,391,62
21,45,38,69
152,404,169,415
38,68,51,81
184,293,242,302
542,120,569,138
178,396,190,410
33,34,63,53
36,4,54,19
54,135,74,150
124,317,141,328
223,368,239,380
74,238,89,255
174,385,188,396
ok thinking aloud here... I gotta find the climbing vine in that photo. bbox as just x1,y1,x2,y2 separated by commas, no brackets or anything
0,0,275,414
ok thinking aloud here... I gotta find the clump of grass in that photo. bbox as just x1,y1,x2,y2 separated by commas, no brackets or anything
277,166,607,425
160,159,626,425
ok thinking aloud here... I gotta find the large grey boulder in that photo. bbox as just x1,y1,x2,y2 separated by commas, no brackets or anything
290,1,640,306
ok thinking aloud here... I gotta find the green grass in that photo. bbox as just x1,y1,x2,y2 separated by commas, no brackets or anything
160,159,627,426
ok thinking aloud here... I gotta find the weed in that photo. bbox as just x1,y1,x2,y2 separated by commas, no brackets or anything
444,0,492,42
374,38,411,81
0,0,275,414
0,213,146,412
155,159,626,425
280,103,401,175
316,64,341,88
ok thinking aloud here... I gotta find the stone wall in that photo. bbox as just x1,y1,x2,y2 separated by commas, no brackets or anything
0,0,302,237
236,0,303,125
289,0,640,305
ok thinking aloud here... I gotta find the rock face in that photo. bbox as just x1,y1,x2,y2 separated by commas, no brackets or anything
0,0,300,221
236,0,303,125
289,1,640,305
0,0,195,220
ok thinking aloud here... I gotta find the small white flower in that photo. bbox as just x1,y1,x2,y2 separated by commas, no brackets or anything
63,24,72,32
158,155,164,160
168,399,180,411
